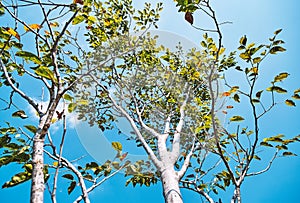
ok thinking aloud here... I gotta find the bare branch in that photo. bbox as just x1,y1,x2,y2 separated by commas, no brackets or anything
246,150,279,177
88,74,163,169
73,165,125,203
0,60,41,114
178,136,197,179
171,85,191,163
51,107,67,203
44,150,91,203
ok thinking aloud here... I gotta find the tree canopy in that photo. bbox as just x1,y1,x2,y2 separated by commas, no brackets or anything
0,0,299,203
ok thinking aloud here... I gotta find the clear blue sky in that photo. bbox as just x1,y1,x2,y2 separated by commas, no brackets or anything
1,0,300,202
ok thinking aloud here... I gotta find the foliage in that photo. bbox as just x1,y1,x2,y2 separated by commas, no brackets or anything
0,0,163,202
0,0,299,203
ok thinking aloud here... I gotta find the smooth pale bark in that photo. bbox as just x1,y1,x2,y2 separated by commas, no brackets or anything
231,186,241,203
161,167,183,203
30,115,48,203
30,136,45,203
30,101,61,203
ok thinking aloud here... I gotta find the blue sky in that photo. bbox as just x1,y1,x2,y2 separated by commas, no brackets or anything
1,0,300,202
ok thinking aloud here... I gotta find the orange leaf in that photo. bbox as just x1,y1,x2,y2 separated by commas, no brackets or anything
226,105,234,109
50,22,59,27
4,27,20,40
73,0,83,5
222,92,231,97
24,24,42,32
222,110,228,114
185,12,193,25
120,152,128,161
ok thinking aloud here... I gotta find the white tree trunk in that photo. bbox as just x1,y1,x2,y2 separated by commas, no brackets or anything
30,135,45,203
30,114,49,203
161,167,183,203
231,186,241,203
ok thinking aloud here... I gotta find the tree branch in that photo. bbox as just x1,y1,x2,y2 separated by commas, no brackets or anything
0,60,41,114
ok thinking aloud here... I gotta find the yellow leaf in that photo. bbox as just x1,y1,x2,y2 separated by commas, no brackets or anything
50,22,59,27
24,24,42,32
4,27,20,40
285,99,296,107
51,118,58,124
53,162,58,167
229,86,239,93
104,19,111,26
218,47,226,55
251,67,258,74
193,71,200,78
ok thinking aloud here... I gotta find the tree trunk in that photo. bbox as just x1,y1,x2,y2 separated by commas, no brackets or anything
30,115,49,203
161,168,183,203
30,136,45,203
231,186,241,203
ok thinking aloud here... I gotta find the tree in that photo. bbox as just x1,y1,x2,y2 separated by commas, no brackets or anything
0,0,158,202
0,0,299,203
77,1,300,203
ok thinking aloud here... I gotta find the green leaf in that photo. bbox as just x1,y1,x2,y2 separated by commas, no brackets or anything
274,72,289,82
62,174,74,180
200,41,207,48
230,116,244,122
269,46,286,54
112,141,122,151
282,152,297,156
260,142,273,147
285,99,296,107
263,134,284,143
247,43,255,49
273,40,285,46
72,15,85,25
239,53,250,60
68,103,77,113
2,171,31,188
239,35,247,46
256,90,263,99
35,66,56,82
274,28,283,35
233,94,240,103
24,125,37,134
112,161,120,169
76,99,89,105
15,51,41,64
63,94,73,102
253,155,261,160
12,110,28,119
276,145,288,150
86,162,99,170
266,86,287,93
253,57,261,64
251,99,260,103
292,94,300,100
294,88,300,94
0,6,5,16
67,181,76,194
